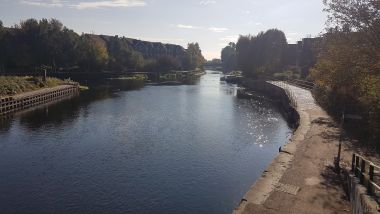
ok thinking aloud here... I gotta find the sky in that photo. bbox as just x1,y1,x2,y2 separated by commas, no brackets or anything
0,0,327,60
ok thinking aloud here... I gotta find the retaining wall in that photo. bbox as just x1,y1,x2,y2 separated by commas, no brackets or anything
242,79,300,128
239,79,380,213
0,84,79,116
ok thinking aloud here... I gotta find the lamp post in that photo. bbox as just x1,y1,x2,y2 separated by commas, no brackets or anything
334,111,345,173
334,111,362,173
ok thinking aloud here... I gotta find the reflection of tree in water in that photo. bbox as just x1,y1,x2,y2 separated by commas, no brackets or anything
0,115,14,132
17,88,119,131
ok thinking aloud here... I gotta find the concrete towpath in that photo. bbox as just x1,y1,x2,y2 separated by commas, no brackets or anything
234,81,351,214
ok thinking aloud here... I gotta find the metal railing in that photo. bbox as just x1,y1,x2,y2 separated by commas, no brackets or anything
267,80,298,109
285,79,314,90
352,153,380,197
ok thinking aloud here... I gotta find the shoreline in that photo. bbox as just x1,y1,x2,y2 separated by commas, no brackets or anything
234,79,351,213
0,84,80,116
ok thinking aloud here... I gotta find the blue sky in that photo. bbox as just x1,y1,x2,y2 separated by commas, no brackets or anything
0,0,327,60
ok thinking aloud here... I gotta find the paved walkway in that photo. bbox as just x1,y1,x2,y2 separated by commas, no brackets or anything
234,81,351,214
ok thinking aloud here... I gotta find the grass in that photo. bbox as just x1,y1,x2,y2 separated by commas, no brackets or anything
111,74,148,81
0,76,73,96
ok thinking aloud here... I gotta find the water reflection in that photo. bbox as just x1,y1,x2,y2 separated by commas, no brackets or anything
0,71,290,214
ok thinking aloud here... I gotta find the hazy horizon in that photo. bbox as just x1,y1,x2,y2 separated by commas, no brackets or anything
0,0,327,60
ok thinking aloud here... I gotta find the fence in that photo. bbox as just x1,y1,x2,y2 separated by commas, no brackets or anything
352,153,380,198
267,81,298,109
285,79,314,90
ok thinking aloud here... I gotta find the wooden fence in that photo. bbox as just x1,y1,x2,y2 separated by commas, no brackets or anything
352,153,380,198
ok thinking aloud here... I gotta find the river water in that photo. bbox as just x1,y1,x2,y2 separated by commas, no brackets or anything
0,71,291,214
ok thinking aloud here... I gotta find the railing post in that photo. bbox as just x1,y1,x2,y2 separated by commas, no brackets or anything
360,159,366,184
355,156,360,176
352,153,356,172
368,164,374,195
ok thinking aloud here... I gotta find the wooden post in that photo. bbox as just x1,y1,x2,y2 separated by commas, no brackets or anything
368,165,374,195
352,153,356,172
355,155,360,177
360,159,366,184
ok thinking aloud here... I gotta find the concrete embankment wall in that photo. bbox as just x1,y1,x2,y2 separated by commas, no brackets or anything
0,84,79,116
242,79,299,128
233,79,302,213
239,79,379,214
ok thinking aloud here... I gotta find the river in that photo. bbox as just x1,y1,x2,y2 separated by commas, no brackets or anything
0,71,291,214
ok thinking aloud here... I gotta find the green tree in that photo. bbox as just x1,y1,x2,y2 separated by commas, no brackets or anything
236,29,287,78
0,20,4,72
155,56,180,73
183,43,205,70
323,0,380,46
311,0,380,144
236,35,251,75
104,36,144,71
77,34,109,71
221,42,237,71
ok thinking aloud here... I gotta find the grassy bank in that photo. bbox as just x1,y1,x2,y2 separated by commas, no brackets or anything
0,76,72,97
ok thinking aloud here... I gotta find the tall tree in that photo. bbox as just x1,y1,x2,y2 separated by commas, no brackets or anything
311,0,380,143
324,0,380,46
77,34,109,71
235,29,287,78
183,43,205,70
236,35,251,75
221,42,237,71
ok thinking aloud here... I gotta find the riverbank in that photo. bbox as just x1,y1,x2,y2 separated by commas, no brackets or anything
0,83,80,116
0,76,73,96
234,80,352,213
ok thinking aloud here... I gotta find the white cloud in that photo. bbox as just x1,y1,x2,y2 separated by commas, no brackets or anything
208,27,228,33
219,35,238,42
199,0,216,5
177,24,200,29
19,0,146,9
20,0,64,7
70,0,146,9
255,22,263,26
176,24,228,33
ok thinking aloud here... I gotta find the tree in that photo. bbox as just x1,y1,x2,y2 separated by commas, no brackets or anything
311,0,380,144
77,34,109,71
221,42,237,71
103,36,144,71
0,20,4,72
183,43,205,70
235,29,288,78
236,35,251,75
0,18,201,74
323,0,380,46
155,56,180,73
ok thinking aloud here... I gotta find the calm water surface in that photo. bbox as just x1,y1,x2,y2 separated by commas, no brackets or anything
0,71,291,214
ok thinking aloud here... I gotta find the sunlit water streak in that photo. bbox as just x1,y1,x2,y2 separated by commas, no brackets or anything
0,71,291,214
